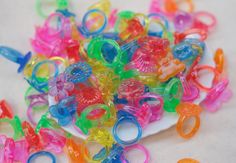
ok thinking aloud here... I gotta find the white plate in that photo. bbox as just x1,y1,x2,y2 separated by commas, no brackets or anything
49,40,214,140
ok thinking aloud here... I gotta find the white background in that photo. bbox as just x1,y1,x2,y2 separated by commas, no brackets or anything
0,0,236,162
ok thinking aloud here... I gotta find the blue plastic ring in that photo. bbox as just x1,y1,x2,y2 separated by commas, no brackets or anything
28,60,58,92
148,13,169,30
27,151,56,163
32,60,59,84
113,114,142,146
80,9,107,37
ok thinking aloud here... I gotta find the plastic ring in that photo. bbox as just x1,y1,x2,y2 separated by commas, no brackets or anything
75,104,111,134
31,60,59,85
44,13,66,36
0,116,24,140
192,65,220,92
148,13,169,30
163,78,183,112
194,11,217,30
113,112,142,146
122,144,150,163
176,115,200,139
27,101,48,126
80,9,107,36
87,38,122,67
176,102,202,139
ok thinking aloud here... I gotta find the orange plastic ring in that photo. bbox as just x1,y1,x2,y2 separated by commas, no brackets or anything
176,102,202,139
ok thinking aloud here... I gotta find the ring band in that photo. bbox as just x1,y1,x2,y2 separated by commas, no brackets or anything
27,151,56,163
176,115,200,139
176,102,202,139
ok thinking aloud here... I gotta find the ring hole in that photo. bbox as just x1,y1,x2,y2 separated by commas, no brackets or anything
195,13,215,27
117,121,138,142
182,116,196,134
101,42,118,64
35,64,52,79
195,67,215,89
148,20,166,36
34,62,58,81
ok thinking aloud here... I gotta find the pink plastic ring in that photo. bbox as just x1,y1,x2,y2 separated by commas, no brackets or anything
27,101,48,126
194,11,217,30
191,65,220,92
135,93,164,122
200,79,232,112
179,74,200,102
122,144,150,163
44,13,66,37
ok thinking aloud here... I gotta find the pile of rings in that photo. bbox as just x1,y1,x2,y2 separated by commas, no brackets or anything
0,0,232,162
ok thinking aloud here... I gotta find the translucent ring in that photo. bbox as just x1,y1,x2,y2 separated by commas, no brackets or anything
194,11,217,30
30,60,59,92
122,144,150,163
87,38,122,68
191,65,220,92
75,104,111,134
79,9,107,37
135,93,164,122
163,78,183,112
113,111,142,146
0,116,24,140
32,60,59,82
148,13,169,30
27,101,48,126
44,13,66,36
176,102,202,139
147,19,168,38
